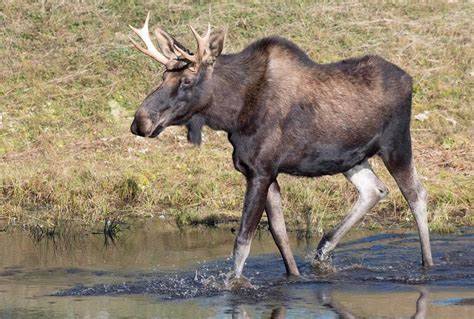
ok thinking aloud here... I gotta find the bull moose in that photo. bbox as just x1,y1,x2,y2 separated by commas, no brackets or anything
128,13,434,280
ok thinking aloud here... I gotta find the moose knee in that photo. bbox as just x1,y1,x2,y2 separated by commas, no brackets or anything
361,182,388,203
411,187,428,219
376,184,389,199
236,234,252,248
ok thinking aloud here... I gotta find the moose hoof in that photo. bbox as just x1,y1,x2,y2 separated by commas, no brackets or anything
312,257,336,274
225,276,255,290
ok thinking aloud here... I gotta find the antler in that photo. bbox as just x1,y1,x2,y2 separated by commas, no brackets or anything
129,12,170,65
173,24,211,64
190,23,211,62
130,13,214,68
154,27,178,60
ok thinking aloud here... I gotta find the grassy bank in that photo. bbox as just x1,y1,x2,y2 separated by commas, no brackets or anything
0,1,472,234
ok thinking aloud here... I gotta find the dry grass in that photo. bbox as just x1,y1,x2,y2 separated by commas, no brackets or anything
0,1,472,233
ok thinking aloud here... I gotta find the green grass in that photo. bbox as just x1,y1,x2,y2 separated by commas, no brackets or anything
0,1,472,233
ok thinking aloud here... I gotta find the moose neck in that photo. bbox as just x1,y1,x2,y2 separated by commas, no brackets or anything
201,49,268,133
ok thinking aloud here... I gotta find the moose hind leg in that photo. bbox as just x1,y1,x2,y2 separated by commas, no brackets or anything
383,158,434,267
315,160,388,262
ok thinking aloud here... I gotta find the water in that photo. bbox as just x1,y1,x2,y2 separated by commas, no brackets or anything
0,219,473,318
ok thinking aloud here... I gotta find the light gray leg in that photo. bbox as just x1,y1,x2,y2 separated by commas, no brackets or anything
266,181,300,276
386,163,434,266
315,160,388,261
233,176,271,278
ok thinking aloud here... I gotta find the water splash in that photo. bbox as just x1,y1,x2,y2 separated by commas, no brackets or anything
54,230,474,299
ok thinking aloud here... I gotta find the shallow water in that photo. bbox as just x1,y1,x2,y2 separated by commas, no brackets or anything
0,220,473,318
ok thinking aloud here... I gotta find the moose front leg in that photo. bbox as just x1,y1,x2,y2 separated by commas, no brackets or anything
266,181,300,276
233,175,272,278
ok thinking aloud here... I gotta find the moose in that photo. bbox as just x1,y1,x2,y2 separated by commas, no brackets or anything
128,13,434,280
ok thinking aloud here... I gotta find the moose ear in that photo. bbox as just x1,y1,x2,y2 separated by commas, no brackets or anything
154,28,178,59
209,28,226,58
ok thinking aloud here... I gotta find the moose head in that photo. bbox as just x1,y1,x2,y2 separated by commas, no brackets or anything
129,13,225,138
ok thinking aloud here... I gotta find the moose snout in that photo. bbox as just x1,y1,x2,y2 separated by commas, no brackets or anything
130,109,154,137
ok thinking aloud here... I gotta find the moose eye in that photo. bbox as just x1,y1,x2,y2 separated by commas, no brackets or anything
181,78,193,87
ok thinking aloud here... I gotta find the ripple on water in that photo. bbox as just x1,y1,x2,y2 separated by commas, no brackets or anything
54,230,474,300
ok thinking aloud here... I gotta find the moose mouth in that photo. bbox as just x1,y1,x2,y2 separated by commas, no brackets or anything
149,125,164,138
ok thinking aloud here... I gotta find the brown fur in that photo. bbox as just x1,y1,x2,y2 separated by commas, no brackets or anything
130,35,433,275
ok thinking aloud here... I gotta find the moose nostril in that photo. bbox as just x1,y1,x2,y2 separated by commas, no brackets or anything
130,111,154,137
130,119,140,135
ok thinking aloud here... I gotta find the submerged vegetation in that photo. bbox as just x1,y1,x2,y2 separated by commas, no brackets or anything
0,1,472,233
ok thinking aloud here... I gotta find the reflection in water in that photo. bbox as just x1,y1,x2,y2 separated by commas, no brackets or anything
270,306,286,319
319,289,429,319
231,305,287,319
317,289,357,319
232,305,251,319
229,289,431,319
0,221,473,318
413,288,429,319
